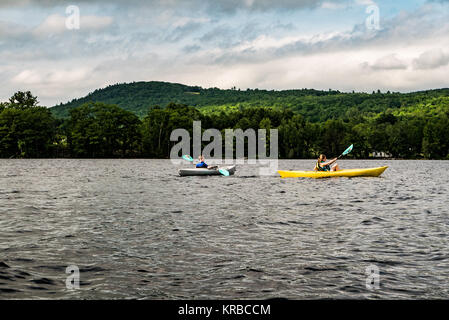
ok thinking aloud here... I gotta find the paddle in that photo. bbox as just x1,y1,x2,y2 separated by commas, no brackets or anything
337,144,353,159
181,155,230,176
218,168,230,176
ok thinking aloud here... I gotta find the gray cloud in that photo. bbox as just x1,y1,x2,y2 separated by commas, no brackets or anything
3,0,449,106
163,21,205,42
197,4,449,66
0,20,31,40
0,0,339,13
183,44,202,53
198,21,263,49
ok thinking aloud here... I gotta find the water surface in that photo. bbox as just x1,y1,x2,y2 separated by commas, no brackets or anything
1,159,448,299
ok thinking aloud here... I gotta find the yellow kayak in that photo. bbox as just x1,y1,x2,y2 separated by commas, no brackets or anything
278,166,388,179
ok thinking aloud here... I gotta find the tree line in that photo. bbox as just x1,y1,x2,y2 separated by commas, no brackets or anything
1,91,449,159
51,80,449,121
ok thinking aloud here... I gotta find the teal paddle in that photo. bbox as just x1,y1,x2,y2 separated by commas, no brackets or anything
338,144,353,159
182,155,194,162
182,155,230,176
218,168,230,176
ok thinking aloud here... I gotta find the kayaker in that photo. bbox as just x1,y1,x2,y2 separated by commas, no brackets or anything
196,155,208,168
314,154,341,172
196,155,218,170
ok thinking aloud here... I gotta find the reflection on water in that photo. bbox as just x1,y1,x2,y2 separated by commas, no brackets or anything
0,159,448,299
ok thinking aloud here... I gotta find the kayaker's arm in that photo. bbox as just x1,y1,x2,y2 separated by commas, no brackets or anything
322,158,338,166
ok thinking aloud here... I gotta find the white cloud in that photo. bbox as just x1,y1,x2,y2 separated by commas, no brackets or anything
412,48,449,69
11,70,42,85
364,54,408,70
6,65,99,104
320,0,375,10
354,0,376,5
12,67,92,85
33,14,113,36
320,1,348,9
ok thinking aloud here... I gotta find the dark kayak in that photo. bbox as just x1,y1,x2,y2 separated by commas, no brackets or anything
178,165,236,177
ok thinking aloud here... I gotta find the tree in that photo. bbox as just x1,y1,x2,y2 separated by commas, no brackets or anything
422,115,449,159
141,103,202,158
67,102,141,157
278,115,310,158
0,102,6,113
349,123,371,158
319,119,347,156
0,92,56,158
376,112,397,125
8,91,39,109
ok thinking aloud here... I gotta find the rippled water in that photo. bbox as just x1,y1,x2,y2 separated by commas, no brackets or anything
1,159,448,299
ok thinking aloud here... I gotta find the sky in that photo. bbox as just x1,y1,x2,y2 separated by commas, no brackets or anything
1,0,449,106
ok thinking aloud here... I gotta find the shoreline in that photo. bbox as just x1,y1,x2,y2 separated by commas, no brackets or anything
0,158,446,161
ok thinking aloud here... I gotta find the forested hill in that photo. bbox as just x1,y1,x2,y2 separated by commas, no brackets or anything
50,81,340,119
50,81,449,121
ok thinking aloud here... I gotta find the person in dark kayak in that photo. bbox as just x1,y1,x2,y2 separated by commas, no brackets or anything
196,155,208,168
196,155,218,169
314,154,341,172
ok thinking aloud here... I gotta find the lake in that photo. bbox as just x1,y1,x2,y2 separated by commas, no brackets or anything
1,159,448,299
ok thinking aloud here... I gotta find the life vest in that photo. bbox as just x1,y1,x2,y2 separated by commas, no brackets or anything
315,161,330,172
196,161,208,168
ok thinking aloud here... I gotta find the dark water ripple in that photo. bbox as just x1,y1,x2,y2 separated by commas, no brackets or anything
1,159,449,299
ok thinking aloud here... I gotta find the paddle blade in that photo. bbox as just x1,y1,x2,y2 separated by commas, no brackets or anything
182,155,194,162
219,168,230,176
341,144,353,156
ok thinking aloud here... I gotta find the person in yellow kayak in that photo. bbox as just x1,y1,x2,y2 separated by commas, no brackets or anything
314,154,341,172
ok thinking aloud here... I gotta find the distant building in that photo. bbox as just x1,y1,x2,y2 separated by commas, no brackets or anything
370,151,392,158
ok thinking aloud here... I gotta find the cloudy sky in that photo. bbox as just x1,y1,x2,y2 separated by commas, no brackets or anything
1,0,449,106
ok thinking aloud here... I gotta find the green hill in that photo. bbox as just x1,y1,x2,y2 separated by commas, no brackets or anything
50,81,342,119
50,81,449,121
